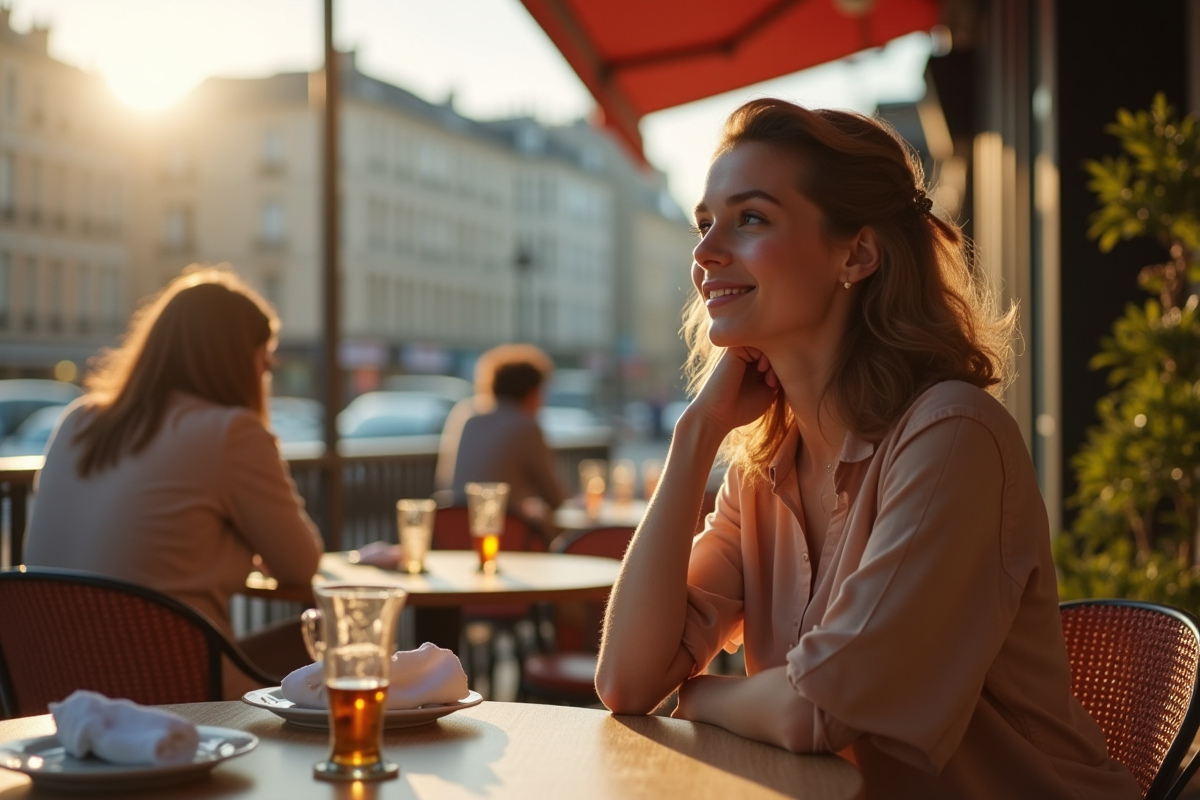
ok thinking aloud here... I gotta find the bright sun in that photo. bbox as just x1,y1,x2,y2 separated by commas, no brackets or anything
104,65,200,110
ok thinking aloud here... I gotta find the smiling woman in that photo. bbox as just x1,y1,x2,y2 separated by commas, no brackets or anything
596,98,1144,800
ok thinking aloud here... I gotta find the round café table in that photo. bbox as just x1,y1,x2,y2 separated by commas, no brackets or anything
246,550,621,656
553,498,648,532
0,700,864,799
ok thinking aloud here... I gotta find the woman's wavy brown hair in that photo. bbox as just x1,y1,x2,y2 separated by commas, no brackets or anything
73,266,278,476
683,98,1016,482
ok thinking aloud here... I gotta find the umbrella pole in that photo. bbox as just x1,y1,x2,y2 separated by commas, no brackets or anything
321,0,344,551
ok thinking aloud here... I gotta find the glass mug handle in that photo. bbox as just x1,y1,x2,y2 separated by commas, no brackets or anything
300,608,325,662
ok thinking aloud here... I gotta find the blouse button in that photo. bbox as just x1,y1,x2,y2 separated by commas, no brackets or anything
802,553,809,563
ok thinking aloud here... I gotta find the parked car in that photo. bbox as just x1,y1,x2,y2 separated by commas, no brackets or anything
269,396,324,444
0,404,69,457
337,391,455,439
538,405,613,445
0,380,82,440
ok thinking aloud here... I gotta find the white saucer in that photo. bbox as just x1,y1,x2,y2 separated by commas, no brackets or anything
0,725,257,792
241,687,483,729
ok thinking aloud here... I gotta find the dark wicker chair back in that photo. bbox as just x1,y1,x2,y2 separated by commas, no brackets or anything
0,568,275,719
1060,599,1200,800
431,506,545,553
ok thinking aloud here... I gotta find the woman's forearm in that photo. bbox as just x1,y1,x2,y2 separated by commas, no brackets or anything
596,410,726,713
673,666,818,753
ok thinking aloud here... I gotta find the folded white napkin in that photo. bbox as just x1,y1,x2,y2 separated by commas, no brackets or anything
281,642,469,710
49,690,201,766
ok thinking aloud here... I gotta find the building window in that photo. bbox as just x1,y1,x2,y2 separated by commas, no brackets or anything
50,164,66,229
76,263,89,332
49,260,62,331
261,129,285,172
29,159,43,224
22,257,37,331
31,81,44,126
0,152,12,216
79,171,92,231
0,252,10,328
259,199,285,247
262,273,281,313
367,197,387,251
2,69,17,119
100,267,121,328
162,206,192,251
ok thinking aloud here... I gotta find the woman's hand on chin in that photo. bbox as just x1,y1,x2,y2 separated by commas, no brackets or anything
684,347,779,436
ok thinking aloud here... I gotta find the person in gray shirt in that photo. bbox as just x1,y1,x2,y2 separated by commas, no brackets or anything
436,344,566,542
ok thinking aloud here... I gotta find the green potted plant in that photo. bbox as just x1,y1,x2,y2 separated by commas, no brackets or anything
1055,94,1200,606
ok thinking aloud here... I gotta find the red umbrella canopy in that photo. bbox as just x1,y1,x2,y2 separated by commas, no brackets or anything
520,0,942,156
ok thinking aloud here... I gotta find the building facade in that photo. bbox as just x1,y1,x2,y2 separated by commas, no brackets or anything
0,8,131,378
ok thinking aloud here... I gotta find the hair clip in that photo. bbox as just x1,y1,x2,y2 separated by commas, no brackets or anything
914,191,933,215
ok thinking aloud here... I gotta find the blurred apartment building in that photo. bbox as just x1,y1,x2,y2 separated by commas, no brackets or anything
0,7,694,408
0,9,131,379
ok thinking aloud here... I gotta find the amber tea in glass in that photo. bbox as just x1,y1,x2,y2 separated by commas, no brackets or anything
465,482,508,574
301,584,406,781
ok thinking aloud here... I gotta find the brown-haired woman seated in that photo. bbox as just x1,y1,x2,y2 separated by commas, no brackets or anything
595,99,1141,799
25,267,324,698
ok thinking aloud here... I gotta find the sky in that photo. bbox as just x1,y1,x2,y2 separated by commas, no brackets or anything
5,0,932,211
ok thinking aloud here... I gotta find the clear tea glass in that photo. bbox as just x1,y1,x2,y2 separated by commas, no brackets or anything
396,498,436,574
301,583,407,782
642,458,663,500
611,459,636,507
465,481,508,574
578,459,607,520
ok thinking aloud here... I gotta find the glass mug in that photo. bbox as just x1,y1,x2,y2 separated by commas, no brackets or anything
396,498,437,574
465,481,509,574
301,583,407,781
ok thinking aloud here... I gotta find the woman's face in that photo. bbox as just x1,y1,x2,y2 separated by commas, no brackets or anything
691,141,852,352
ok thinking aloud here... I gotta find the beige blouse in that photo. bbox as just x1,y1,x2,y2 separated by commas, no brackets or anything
25,392,324,640
682,381,1140,800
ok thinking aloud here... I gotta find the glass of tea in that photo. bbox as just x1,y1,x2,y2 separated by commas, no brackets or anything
578,459,607,520
465,481,509,574
396,498,437,574
301,583,407,782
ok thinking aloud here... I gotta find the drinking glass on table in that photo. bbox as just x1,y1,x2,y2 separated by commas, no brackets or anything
301,584,407,782
611,459,636,507
396,498,436,574
465,481,509,574
578,459,607,520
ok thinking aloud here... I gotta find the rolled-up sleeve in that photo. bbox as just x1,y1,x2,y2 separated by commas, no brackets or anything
682,466,748,675
787,415,1024,773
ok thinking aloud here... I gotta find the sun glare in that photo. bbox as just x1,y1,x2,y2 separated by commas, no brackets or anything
104,66,199,110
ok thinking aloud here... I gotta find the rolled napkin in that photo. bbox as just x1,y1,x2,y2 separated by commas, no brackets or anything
49,690,201,766
281,642,469,710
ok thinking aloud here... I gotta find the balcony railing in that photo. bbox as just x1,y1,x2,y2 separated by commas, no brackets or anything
0,436,610,570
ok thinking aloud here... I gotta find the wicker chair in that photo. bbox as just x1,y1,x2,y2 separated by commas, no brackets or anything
0,567,275,719
520,525,636,704
1060,599,1200,800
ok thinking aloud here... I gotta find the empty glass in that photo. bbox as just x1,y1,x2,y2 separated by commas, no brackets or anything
465,482,509,574
301,583,407,782
396,498,436,574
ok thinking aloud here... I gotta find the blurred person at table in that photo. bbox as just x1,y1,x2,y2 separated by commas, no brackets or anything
596,99,1140,800
436,343,566,542
25,266,324,696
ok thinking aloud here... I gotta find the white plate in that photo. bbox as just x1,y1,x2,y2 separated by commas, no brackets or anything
241,687,483,729
0,725,257,792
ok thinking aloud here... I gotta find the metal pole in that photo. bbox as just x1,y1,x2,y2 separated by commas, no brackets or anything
321,0,344,550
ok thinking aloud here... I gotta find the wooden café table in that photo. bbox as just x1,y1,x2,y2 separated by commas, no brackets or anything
0,700,864,799
248,550,621,653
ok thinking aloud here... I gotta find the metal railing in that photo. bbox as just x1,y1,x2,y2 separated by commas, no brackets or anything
0,436,610,570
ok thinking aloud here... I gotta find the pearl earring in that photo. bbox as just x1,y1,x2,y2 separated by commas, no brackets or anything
844,281,852,289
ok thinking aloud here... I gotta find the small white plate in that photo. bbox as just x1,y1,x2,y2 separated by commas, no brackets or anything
0,725,257,792
241,687,483,729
